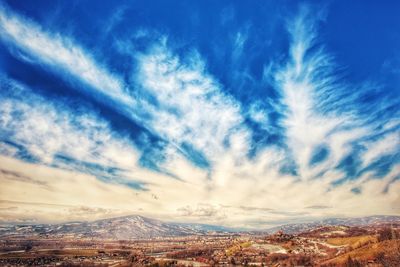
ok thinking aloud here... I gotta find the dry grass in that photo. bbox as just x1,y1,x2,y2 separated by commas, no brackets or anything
225,241,252,256
326,235,377,249
322,239,400,265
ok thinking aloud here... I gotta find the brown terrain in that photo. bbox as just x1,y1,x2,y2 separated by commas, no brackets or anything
0,217,399,266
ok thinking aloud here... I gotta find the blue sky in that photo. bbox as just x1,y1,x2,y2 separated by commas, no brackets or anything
0,0,399,227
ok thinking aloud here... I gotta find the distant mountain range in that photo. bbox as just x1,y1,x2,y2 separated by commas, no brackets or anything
264,215,400,234
0,215,236,239
1,215,399,239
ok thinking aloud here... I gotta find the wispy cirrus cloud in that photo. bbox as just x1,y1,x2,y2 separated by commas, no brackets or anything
0,6,128,105
0,4,249,171
0,78,145,188
134,41,247,163
0,2,398,227
270,5,399,184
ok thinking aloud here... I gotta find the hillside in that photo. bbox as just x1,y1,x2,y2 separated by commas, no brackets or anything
265,215,400,234
321,239,400,266
0,215,214,239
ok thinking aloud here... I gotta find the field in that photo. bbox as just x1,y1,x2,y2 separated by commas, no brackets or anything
326,235,377,249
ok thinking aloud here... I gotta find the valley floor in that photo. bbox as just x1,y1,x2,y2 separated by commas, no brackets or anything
0,224,399,266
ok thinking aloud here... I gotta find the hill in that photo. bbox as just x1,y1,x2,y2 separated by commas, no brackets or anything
0,215,229,239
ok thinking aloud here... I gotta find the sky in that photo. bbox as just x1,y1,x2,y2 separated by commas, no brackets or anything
0,0,399,229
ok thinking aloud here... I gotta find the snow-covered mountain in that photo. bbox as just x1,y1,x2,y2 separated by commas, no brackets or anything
264,215,400,234
1,215,399,239
0,215,229,239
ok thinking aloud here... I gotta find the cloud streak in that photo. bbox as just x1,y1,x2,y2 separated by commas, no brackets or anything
0,3,398,227
0,78,145,188
135,41,247,162
0,6,128,104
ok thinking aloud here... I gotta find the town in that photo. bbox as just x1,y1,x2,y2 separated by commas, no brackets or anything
1,223,399,266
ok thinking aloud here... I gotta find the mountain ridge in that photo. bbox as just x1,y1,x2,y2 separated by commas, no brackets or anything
263,215,400,234
1,214,399,239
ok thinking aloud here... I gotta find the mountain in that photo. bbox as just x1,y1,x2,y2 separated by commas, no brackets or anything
172,222,237,233
264,215,400,234
0,215,230,239
1,215,399,239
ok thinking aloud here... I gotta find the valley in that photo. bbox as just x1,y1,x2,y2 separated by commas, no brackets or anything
0,215,399,266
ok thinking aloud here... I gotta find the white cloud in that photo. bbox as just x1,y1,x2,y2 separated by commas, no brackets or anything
0,4,398,228
135,42,246,160
0,6,248,165
362,132,400,168
248,102,269,125
272,6,381,183
0,79,138,173
0,6,131,106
